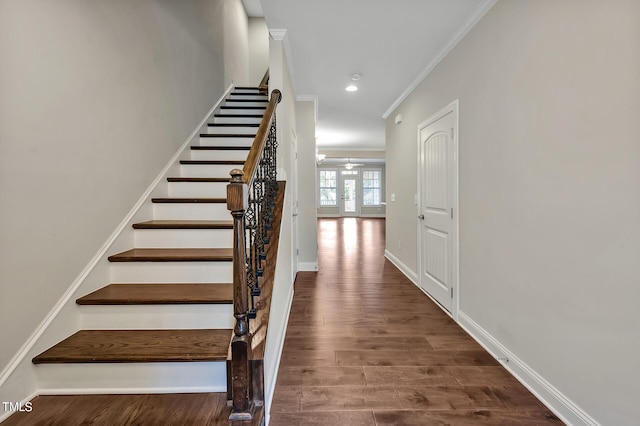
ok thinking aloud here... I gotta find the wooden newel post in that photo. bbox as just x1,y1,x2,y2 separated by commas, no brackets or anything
227,169,255,420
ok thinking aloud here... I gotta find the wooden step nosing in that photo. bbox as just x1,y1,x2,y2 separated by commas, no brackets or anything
167,177,229,183
207,123,261,127
220,106,267,110
180,161,244,166
200,133,257,138
132,220,233,230
151,198,227,203
224,99,268,103
190,146,251,151
212,114,263,118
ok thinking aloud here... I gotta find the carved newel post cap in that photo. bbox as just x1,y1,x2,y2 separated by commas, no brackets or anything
230,169,244,183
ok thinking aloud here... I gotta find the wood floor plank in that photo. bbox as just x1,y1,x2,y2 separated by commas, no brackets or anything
299,385,402,411
270,410,376,426
276,366,366,387
32,329,232,363
374,409,563,425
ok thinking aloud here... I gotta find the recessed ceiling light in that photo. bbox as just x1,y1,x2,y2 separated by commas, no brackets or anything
350,73,361,81
345,85,358,92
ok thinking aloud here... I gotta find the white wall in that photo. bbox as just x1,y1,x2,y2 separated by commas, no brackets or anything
385,1,640,425
248,18,270,85
295,101,319,270
0,0,249,379
222,0,250,86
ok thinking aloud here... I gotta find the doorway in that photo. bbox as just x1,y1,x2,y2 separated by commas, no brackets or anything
340,173,359,216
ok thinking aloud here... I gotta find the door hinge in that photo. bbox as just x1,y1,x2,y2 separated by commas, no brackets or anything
296,248,299,255
451,208,454,219
451,128,454,138
451,287,454,298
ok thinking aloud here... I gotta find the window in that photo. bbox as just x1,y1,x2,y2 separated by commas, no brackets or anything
319,170,337,206
362,170,381,206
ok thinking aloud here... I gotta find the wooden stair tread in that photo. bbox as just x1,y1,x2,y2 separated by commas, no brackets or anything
223,99,267,103
167,177,229,183
108,248,232,262
151,197,226,203
180,160,244,165
132,220,233,229
220,106,266,110
212,114,263,118
32,329,232,364
201,133,258,137
208,122,261,126
191,146,251,151
77,283,233,305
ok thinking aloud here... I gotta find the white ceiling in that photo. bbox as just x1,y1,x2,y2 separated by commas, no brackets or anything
249,0,495,152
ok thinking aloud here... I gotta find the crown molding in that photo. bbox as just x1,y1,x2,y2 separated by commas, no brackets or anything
269,28,287,41
382,0,498,119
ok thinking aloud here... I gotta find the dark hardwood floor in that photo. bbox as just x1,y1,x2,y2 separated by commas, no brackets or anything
269,217,564,425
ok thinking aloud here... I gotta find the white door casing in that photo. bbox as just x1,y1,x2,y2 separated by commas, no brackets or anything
417,100,459,317
291,129,299,274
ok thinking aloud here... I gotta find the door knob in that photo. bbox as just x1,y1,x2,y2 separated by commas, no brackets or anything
418,214,425,220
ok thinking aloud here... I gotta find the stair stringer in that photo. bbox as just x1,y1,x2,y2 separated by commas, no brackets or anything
0,85,234,415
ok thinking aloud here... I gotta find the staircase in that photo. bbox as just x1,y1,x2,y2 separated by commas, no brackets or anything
28,87,269,423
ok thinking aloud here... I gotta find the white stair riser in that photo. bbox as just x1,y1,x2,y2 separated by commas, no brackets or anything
79,304,234,330
134,228,232,248
218,108,266,116
232,88,261,93
199,136,254,146
36,362,227,393
206,125,258,135
190,149,248,161
213,116,262,125
110,261,232,283
168,181,227,198
153,203,229,220
223,101,268,108
180,164,241,177
227,94,267,101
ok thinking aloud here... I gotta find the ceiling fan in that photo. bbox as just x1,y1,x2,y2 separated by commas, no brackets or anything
343,158,364,170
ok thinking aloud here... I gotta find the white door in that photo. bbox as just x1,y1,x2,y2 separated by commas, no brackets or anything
341,176,359,216
418,101,458,315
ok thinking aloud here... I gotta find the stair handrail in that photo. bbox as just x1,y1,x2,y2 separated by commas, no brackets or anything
226,88,281,421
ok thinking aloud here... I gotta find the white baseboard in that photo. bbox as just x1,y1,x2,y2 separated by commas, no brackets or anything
0,84,234,405
384,249,418,284
458,312,600,426
264,284,294,426
298,262,318,272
